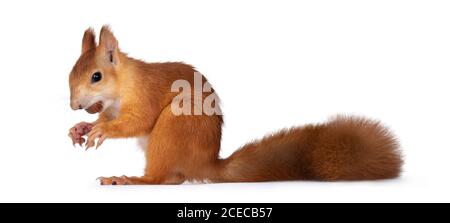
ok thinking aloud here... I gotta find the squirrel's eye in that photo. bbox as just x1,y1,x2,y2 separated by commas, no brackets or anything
91,72,102,83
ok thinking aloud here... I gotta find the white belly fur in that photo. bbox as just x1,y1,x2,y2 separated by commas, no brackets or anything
107,100,121,119
137,135,149,151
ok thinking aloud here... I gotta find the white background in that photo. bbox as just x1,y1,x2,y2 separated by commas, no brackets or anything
0,0,449,202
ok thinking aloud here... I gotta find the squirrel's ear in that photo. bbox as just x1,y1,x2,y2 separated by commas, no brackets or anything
81,28,96,54
98,25,119,65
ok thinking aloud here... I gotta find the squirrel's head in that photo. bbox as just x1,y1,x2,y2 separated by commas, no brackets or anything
69,26,121,114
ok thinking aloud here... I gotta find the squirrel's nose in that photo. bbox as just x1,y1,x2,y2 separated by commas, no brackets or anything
70,101,83,110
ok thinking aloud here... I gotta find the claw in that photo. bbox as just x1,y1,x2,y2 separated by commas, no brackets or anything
96,135,106,149
81,123,108,151
97,177,105,185
85,143,92,151
69,132,76,146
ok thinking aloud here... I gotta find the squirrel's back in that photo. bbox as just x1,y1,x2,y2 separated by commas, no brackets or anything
217,116,402,182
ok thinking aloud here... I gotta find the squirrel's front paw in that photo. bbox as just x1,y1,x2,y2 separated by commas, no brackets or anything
85,123,109,150
68,122,93,146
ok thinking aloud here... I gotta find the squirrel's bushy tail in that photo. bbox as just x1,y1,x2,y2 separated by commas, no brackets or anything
214,116,402,182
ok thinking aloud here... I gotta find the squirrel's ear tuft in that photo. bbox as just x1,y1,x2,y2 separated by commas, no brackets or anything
81,28,96,54
99,25,119,65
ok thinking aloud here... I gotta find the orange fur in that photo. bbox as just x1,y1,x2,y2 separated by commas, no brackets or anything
68,26,403,185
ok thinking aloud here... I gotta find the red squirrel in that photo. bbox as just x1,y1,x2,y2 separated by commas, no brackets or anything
68,26,403,185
